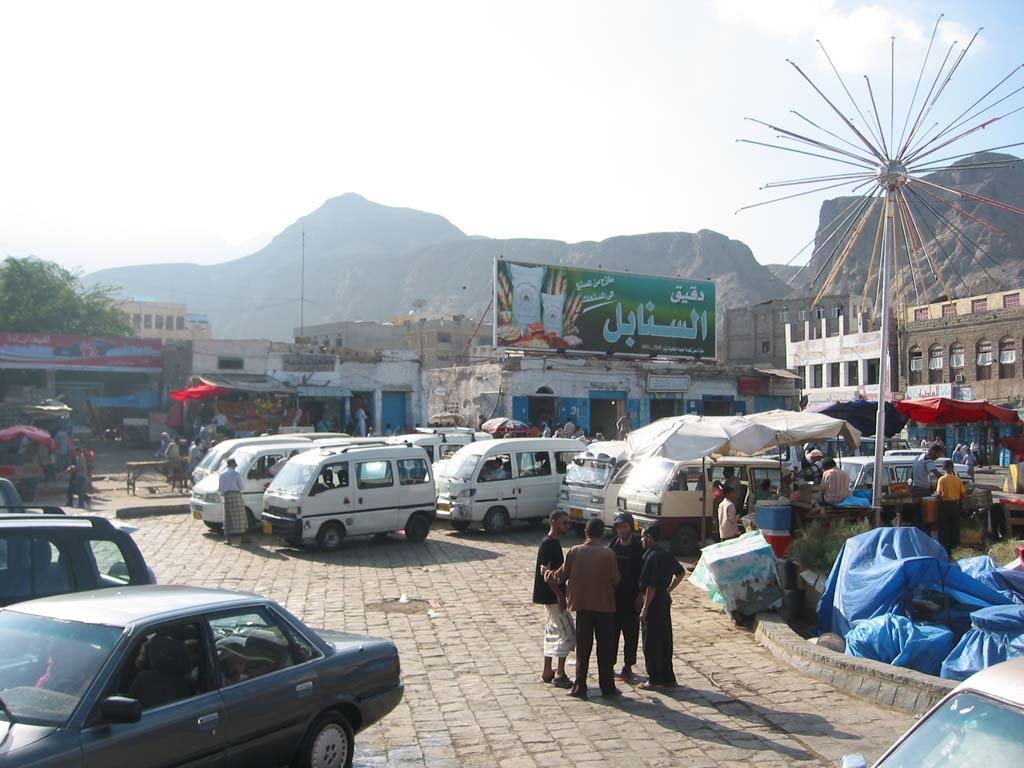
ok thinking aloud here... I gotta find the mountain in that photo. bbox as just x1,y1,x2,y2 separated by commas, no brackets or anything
794,152,1024,303
766,264,802,285
86,195,790,340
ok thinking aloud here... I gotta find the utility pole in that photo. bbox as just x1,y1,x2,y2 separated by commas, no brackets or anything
299,229,305,337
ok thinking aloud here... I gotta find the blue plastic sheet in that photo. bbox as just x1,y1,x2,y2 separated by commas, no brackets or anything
940,605,1024,681
845,614,956,677
957,556,1024,605
818,528,1011,637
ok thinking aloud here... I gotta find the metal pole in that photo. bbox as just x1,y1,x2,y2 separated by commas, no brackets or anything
871,193,895,507
299,229,305,336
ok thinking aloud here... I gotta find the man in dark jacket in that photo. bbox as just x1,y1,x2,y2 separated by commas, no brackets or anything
608,512,644,680
638,523,686,689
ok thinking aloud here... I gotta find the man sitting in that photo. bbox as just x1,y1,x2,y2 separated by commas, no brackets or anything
820,458,850,506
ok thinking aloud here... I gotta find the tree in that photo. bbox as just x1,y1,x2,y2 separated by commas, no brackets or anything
0,256,134,336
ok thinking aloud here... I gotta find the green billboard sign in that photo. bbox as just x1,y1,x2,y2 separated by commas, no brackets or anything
494,259,716,358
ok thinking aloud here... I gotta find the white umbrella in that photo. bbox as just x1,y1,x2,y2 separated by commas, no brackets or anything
625,415,779,461
744,409,861,450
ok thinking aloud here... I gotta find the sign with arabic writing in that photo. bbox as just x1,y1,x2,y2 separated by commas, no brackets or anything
493,259,715,358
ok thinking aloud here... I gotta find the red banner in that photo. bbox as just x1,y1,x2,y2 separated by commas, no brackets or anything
0,333,162,371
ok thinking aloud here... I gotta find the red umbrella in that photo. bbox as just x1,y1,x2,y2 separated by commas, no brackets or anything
0,425,56,451
169,384,229,402
894,397,1023,425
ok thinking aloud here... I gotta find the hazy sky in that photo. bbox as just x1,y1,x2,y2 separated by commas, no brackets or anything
1,0,1021,274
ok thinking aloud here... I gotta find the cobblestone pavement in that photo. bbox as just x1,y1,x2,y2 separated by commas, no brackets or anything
127,512,913,768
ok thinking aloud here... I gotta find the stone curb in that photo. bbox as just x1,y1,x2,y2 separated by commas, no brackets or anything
754,612,955,716
116,504,190,520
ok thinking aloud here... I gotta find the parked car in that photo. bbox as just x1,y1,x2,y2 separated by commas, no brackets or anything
262,444,436,550
435,437,586,533
555,441,630,529
836,455,972,493
0,585,403,768
0,514,154,606
843,657,1024,767
190,441,312,530
388,428,491,466
618,456,784,554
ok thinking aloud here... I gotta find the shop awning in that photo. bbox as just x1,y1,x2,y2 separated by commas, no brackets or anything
196,374,294,394
754,367,803,380
895,397,1023,425
169,384,230,402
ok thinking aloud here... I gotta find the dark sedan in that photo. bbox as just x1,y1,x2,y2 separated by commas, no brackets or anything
0,585,403,768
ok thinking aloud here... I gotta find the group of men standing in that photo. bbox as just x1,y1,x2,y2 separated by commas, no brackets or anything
533,509,685,698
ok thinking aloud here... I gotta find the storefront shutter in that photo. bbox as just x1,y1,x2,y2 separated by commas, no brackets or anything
512,397,529,423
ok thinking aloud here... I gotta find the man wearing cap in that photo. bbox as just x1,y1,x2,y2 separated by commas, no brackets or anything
804,449,824,483
608,512,644,681
912,442,944,497
638,523,686,690
218,457,249,545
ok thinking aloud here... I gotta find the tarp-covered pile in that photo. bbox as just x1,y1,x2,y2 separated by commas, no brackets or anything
689,531,783,615
817,527,1024,679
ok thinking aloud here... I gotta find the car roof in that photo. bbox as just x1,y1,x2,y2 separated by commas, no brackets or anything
7,585,264,628
0,514,116,531
290,443,427,464
953,657,1024,705
458,437,586,456
230,441,311,459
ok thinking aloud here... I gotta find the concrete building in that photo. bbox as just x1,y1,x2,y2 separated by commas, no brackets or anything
785,312,896,407
118,298,212,343
295,321,406,352
426,356,799,437
724,293,867,369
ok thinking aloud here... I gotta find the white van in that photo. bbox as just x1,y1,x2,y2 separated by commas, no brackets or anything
435,438,586,533
261,444,437,551
388,428,492,466
555,441,630,530
190,441,312,530
191,435,312,485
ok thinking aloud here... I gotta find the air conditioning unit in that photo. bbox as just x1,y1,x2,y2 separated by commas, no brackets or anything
954,374,966,384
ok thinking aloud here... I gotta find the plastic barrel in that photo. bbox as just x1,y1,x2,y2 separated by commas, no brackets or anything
921,496,939,525
756,500,793,557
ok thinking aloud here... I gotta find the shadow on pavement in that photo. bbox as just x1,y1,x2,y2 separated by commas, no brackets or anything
264,532,505,568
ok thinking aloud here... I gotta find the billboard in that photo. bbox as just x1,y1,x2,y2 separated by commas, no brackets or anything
494,260,715,358
0,333,163,372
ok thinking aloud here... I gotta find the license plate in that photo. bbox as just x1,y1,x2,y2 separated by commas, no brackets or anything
437,503,450,512
262,522,273,535
192,510,201,520
570,507,583,520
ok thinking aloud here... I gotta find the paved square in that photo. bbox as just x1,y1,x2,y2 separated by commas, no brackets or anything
130,512,913,767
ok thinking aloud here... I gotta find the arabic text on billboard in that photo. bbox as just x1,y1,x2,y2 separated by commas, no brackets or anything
494,260,715,358
0,334,162,371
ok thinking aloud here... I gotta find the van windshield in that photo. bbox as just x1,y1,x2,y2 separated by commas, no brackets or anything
445,452,480,480
268,462,318,496
197,444,228,473
625,460,676,495
566,459,615,488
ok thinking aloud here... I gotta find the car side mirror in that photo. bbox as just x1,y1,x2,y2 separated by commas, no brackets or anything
100,695,142,724
841,755,868,768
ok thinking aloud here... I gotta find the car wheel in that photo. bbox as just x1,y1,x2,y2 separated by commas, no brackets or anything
670,524,700,555
404,513,431,543
204,521,223,531
450,519,471,533
316,522,346,552
297,711,354,768
483,507,509,535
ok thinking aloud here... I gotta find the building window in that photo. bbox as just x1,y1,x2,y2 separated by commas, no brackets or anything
815,307,826,320
132,313,141,328
832,305,844,319
908,347,923,385
779,309,790,323
435,354,450,362
914,308,929,322
999,337,1017,379
760,341,770,354
796,366,806,384
798,309,808,322
143,314,152,329
976,340,993,381
1004,293,1020,309
176,316,185,330
829,362,840,386
165,315,173,330
950,343,965,370
437,332,452,345
971,298,988,314
867,359,880,385
942,304,956,318
155,315,164,330
217,357,244,371
928,344,944,384
811,365,823,388
847,361,859,385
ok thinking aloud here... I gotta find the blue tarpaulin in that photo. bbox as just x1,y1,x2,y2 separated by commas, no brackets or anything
941,605,1024,681
88,390,160,410
846,614,956,677
818,528,1011,637
957,556,1024,605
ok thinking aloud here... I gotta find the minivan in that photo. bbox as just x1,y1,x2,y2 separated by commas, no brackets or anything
555,441,630,530
261,444,437,551
388,428,492,467
190,441,312,530
190,433,352,484
435,438,586,533
619,456,784,554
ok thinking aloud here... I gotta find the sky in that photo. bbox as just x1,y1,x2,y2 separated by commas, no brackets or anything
1,0,1022,274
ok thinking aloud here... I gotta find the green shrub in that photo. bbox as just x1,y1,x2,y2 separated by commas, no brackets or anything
788,519,872,575
988,539,1023,566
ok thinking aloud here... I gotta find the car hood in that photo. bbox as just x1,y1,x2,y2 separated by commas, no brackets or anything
0,721,58,756
193,474,219,494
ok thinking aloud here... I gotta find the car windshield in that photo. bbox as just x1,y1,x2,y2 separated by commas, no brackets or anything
0,611,122,726
445,452,480,481
877,691,1024,767
197,444,228,473
267,462,318,496
566,459,615,488
230,450,257,474
625,460,676,495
